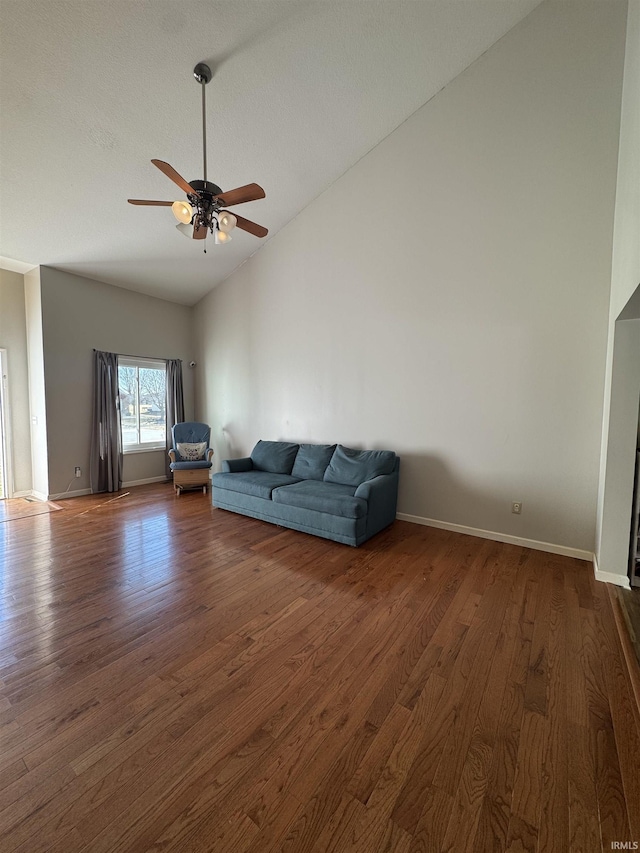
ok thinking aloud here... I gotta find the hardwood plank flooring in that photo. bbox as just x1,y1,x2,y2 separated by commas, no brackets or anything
0,499,61,523
0,484,638,852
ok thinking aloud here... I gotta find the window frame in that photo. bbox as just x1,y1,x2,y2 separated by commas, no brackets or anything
118,356,167,454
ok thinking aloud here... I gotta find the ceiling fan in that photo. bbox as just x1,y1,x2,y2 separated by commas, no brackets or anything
128,63,268,249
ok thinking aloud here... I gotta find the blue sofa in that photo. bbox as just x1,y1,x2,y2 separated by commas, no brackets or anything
212,440,399,546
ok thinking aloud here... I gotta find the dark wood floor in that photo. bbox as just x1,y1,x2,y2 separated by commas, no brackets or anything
0,484,638,852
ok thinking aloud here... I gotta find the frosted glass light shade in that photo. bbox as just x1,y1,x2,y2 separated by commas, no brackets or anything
214,229,232,245
218,211,237,233
172,200,193,224
175,223,192,238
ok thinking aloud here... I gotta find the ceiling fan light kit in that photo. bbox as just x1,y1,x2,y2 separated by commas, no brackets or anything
172,200,193,224
175,223,193,238
128,63,268,250
214,229,232,245
218,211,237,233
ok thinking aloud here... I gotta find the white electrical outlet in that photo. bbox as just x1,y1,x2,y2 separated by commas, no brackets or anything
75,467,81,478
511,501,522,515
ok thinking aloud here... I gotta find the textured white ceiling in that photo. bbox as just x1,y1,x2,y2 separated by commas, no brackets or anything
0,0,542,306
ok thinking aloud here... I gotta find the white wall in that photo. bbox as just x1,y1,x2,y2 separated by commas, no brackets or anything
39,267,196,496
194,0,626,555
24,267,49,499
0,269,32,494
596,0,640,584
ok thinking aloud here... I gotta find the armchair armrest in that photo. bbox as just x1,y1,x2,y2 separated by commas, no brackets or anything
222,457,253,473
168,449,177,463
206,448,214,463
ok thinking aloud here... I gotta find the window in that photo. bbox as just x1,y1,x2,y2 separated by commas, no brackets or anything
118,357,166,452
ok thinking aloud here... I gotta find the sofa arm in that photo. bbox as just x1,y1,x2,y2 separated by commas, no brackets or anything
355,470,399,536
355,473,396,502
222,457,253,473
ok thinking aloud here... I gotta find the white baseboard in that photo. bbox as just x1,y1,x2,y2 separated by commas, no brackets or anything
49,488,92,500
396,512,593,562
592,553,631,589
121,476,170,488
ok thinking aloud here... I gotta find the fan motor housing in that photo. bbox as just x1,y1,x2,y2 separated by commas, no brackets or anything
189,179,222,203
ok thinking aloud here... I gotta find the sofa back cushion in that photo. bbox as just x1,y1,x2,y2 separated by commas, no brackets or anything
251,440,300,474
291,444,337,481
324,445,396,487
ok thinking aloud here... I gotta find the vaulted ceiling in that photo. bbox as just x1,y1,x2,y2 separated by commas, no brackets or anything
0,0,542,305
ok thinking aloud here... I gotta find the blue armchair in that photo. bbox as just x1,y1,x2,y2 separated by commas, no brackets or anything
168,422,214,495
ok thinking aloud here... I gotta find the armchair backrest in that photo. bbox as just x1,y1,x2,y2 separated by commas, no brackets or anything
171,422,211,448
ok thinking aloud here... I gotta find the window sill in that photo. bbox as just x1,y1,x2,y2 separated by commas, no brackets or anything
123,447,166,455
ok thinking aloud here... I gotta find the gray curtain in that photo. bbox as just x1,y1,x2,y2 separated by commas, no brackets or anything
90,350,122,493
165,359,185,477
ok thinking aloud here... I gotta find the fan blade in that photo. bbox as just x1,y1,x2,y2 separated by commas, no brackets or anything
128,199,173,206
213,183,265,207
193,223,208,240
151,159,201,197
227,211,268,238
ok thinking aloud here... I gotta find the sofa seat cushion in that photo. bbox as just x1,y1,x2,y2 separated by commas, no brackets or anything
272,480,368,519
324,445,396,487
171,460,212,471
213,471,301,500
291,443,337,481
251,440,300,474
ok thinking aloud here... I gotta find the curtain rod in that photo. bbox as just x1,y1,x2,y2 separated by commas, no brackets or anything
93,349,182,363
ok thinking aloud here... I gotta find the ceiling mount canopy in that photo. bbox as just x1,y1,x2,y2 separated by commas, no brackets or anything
193,62,212,85
127,63,268,250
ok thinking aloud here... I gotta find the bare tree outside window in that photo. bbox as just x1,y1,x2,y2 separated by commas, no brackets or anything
118,358,166,451
140,368,166,414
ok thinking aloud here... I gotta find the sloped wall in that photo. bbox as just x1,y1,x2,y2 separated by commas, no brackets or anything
194,0,626,553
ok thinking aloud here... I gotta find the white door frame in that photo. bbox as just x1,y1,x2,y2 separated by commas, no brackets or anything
0,349,13,498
